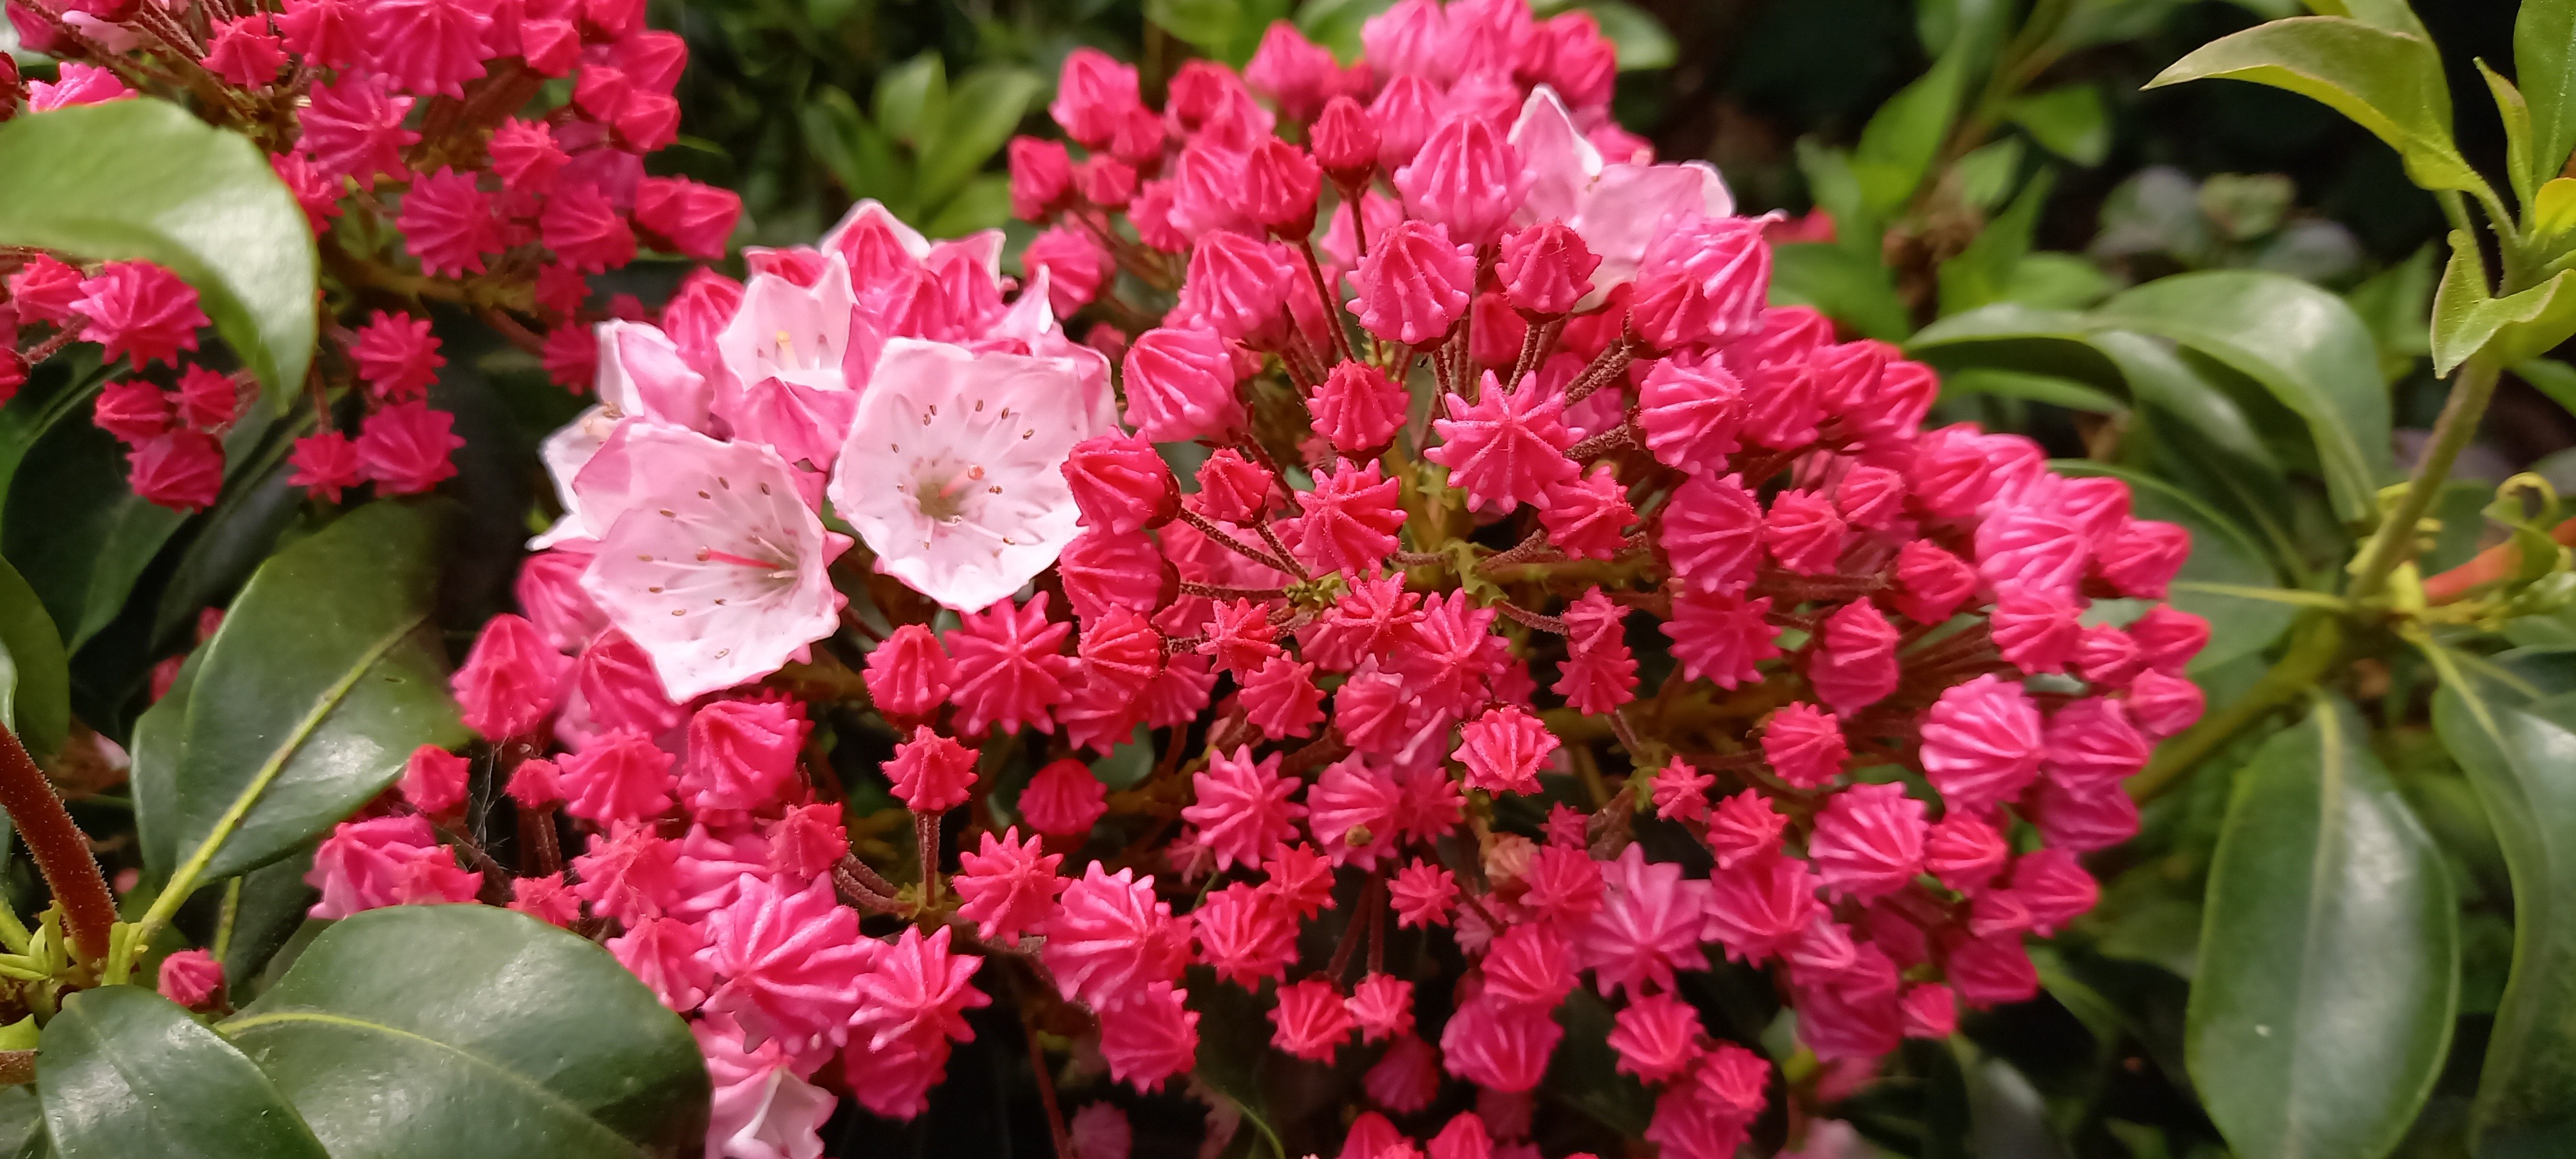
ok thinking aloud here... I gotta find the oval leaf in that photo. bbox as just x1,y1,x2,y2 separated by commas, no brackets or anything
0,101,316,399
2146,16,2479,194
0,556,67,760
38,986,326,1159
166,500,466,886
2051,461,2295,672
223,905,710,1158
2430,675,2576,1157
2186,694,2459,1159
2095,270,2393,523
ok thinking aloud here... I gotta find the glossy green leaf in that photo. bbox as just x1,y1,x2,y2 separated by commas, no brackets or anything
0,556,66,761
223,906,710,1158
1570,1,1677,71
914,67,1045,211
921,174,1013,240
1853,50,1966,215
38,986,326,1159
2430,675,2576,1158
873,52,947,149
1768,243,1911,341
1295,0,1392,62
166,501,466,886
1148,0,1289,65
2053,461,2297,671
2186,695,2458,1159
2000,252,2117,310
2430,231,2576,375
2006,84,2110,165
130,648,197,883
2480,59,2541,207
1,416,189,653
802,86,907,211
2094,270,2392,522
222,847,317,995
0,101,315,399
2146,17,2481,195
1940,169,2054,316
1945,368,2125,412
2519,0,2576,191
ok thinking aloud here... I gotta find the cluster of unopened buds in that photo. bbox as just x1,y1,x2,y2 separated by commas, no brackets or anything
1,0,738,511
259,1,2206,1156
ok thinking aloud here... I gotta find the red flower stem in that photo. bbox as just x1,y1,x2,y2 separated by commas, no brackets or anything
914,810,943,913
21,323,84,367
0,726,113,965
1180,581,1291,601
1564,419,1639,461
1490,599,1568,636
1175,508,1299,575
1019,980,1075,1159
1296,240,1355,364
1562,331,1639,406
1252,521,1311,581
1325,873,1380,982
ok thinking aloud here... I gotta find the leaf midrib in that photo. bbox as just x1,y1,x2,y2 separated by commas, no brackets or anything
222,1008,641,1156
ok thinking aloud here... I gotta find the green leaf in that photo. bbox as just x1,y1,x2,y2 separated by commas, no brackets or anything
914,67,1044,212
1571,1,1677,71
1949,137,2027,214
222,847,317,995
802,86,908,211
1852,51,1967,215
166,501,466,886
1945,368,2125,412
1767,242,1911,341
2002,252,2117,310
2146,17,2482,196
2054,461,2298,671
873,52,948,149
2094,270,2393,523
2309,0,2429,39
2430,675,2576,1157
2006,84,2110,165
0,556,66,760
2345,243,2438,377
1295,0,1393,62
2432,231,2576,375
2535,176,2576,238
1940,169,2055,316
0,101,316,400
2186,695,2459,1159
921,174,1014,240
223,906,710,1158
2481,60,2541,208
1,415,190,652
130,649,198,882
2518,357,2576,420
39,986,327,1159
1149,0,1289,64
2518,0,2576,191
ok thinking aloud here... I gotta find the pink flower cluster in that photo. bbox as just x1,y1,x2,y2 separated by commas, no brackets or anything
1,0,737,511
290,1,2206,1154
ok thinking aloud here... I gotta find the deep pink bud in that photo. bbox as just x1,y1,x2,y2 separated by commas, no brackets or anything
1367,75,1443,173
1350,218,1475,345
1835,464,1908,531
1660,473,1763,595
1311,361,1409,455
1806,599,1898,715
863,624,952,720
540,184,638,274
1287,460,1406,576
288,431,363,503
634,176,741,261
2128,605,2208,674
1178,231,1294,342
1498,220,1599,317
1121,327,1244,441
128,429,223,512
1947,932,2040,1008
2126,668,2205,737
400,744,471,815
1024,227,1113,316
205,15,288,88
1893,540,1979,623
1192,449,1274,523
506,757,564,808
75,261,207,369
1924,811,2007,892
1426,372,1578,512
175,366,241,431
2032,775,2140,853
1061,530,1175,624
452,613,571,739
1991,592,2081,675
1760,703,1846,788
1394,115,1529,247
157,948,225,1009
1630,217,1769,351
1064,432,1180,532
355,401,463,495
1242,139,1323,234
1050,48,1142,148
1539,463,1635,560
1762,489,1846,574
7,256,84,325
350,310,444,401
889,726,978,813
1920,674,2044,812
397,166,502,278
1456,704,1557,795
95,380,175,444
1245,21,1339,122
2097,518,2191,598
1009,136,1074,221
2045,696,2150,787
1311,96,1379,182
1808,782,1927,901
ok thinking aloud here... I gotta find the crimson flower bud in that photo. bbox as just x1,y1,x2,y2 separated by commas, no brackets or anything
1311,96,1379,184
1049,48,1141,148
1349,218,1473,345
1009,136,1074,222
1075,156,1137,209
1243,138,1323,235
1498,220,1600,317
1367,76,1442,173
1063,432,1179,533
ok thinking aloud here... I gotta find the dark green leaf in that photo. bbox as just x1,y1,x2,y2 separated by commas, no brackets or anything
130,648,197,882
222,847,317,996
873,53,948,149
2094,270,2392,523
2146,17,2481,196
167,501,466,885
2052,461,2297,671
1,415,189,652
1793,140,1870,240
914,68,1045,212
0,556,66,761
1949,138,2027,214
2517,357,2576,420
2186,695,2459,1159
1570,1,1676,71
1768,243,1911,341
223,906,710,1158
38,986,326,1159
2430,675,2576,1158
1852,52,1966,215
2000,253,2116,310
2005,84,2110,165
0,101,316,399
1295,0,1392,62
921,175,1014,240
1940,169,2055,316
1944,368,2126,412
2518,0,2576,190
2347,243,2438,378
0,1088,39,1159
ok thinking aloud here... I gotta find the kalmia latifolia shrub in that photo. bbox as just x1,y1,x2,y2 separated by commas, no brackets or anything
0,0,737,510
294,1,2205,1154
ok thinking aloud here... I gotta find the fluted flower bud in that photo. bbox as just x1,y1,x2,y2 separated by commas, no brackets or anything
1242,138,1323,234
1064,432,1180,533
1499,220,1599,317
1312,96,1379,184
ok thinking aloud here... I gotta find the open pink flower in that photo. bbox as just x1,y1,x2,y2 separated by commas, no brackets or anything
577,426,851,700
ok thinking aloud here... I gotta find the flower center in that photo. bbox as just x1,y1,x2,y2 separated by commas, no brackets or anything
909,463,986,523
